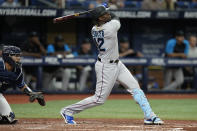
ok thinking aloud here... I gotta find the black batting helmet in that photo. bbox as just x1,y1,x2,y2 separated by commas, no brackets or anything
91,6,109,20
2,45,22,68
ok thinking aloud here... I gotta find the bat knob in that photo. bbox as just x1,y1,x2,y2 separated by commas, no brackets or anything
53,17,65,23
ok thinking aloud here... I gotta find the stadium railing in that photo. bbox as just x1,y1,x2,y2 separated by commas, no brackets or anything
1,57,196,93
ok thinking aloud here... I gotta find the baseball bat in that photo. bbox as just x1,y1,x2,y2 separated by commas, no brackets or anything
53,10,92,23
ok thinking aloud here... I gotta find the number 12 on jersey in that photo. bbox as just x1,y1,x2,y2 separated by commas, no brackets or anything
94,38,106,52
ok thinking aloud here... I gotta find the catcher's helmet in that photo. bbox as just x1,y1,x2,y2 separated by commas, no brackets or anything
2,45,22,68
91,6,109,20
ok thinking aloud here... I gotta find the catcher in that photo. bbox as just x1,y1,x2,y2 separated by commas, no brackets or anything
0,45,45,124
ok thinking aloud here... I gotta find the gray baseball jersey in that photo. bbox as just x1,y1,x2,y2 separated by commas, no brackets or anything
61,18,157,123
92,19,120,61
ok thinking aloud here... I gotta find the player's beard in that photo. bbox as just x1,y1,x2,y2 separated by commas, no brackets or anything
105,15,112,23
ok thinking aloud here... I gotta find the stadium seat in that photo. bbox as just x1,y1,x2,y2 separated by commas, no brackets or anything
66,0,85,9
177,0,192,2
175,1,190,10
0,0,4,5
30,0,48,7
125,0,143,1
124,1,141,9
0,0,18,5
1,32,27,47
83,1,90,9
190,2,197,9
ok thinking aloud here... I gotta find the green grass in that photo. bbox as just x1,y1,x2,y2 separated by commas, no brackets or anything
11,99,197,120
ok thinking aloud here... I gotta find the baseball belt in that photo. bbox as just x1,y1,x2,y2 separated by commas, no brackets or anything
98,57,119,64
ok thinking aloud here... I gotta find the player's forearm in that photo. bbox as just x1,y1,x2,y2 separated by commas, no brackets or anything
21,85,32,95
21,85,46,106
119,52,128,57
120,50,135,57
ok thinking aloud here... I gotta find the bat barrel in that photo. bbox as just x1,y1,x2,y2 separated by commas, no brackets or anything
53,15,74,23
53,10,92,23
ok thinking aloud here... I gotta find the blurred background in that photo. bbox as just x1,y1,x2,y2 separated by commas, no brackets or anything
0,0,197,94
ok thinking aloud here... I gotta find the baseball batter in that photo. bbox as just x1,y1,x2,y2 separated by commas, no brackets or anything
0,45,45,124
60,6,164,125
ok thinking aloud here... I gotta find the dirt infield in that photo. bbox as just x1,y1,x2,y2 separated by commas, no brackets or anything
0,118,197,131
1,94,197,131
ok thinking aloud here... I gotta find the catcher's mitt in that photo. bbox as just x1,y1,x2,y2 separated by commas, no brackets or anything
29,92,46,106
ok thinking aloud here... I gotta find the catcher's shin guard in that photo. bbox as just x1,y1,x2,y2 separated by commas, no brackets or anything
0,112,18,124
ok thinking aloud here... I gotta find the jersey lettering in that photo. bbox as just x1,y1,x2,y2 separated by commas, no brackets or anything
92,30,105,51
92,30,104,38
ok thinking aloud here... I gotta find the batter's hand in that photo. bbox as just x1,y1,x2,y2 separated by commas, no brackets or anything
29,92,46,106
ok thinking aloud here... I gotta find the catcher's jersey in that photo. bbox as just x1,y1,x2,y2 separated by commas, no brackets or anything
0,62,25,93
91,19,121,60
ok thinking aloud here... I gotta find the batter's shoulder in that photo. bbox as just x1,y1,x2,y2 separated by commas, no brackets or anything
91,26,97,31
105,19,121,31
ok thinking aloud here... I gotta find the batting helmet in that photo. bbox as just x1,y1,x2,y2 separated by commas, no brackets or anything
2,45,22,68
91,6,109,20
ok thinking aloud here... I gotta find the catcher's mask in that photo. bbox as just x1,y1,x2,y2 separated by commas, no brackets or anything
2,45,22,68
91,6,109,21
